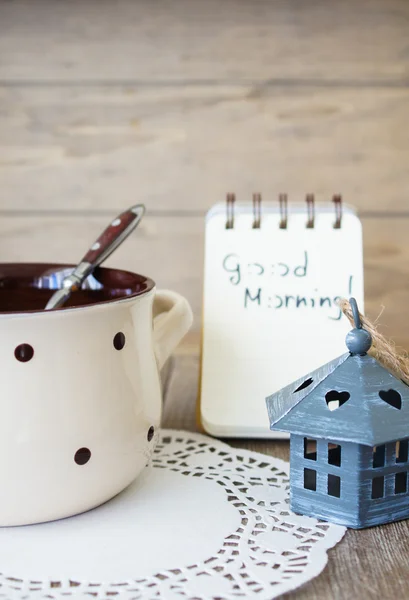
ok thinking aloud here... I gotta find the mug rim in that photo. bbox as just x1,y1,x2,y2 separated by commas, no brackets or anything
0,262,156,316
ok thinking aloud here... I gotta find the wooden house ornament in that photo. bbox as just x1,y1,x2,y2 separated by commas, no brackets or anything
266,298,409,529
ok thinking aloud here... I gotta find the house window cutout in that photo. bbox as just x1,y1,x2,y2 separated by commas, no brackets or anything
396,440,408,463
378,389,402,410
372,476,384,499
328,474,341,498
395,472,407,494
325,390,350,411
328,443,341,467
373,445,386,468
304,438,317,461
304,468,316,491
294,378,313,393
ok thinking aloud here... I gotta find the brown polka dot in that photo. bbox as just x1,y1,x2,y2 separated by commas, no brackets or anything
147,426,155,442
14,343,34,362
74,448,91,465
113,332,125,350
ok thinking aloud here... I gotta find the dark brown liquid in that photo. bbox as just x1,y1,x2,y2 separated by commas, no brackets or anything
0,263,155,313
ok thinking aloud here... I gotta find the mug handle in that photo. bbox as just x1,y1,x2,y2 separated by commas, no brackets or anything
153,290,193,370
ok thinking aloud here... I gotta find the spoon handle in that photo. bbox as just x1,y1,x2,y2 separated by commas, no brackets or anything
82,204,145,267
45,204,145,310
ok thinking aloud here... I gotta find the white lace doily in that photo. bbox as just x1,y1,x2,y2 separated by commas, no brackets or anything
0,430,345,599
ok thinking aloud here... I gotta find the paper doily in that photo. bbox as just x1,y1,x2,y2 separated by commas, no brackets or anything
0,430,345,599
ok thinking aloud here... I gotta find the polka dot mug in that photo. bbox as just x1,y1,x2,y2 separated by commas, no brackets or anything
0,263,193,525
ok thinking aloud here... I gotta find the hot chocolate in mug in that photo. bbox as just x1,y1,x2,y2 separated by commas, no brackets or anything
0,263,193,526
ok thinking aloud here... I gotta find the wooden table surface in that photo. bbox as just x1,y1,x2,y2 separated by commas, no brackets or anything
1,0,409,597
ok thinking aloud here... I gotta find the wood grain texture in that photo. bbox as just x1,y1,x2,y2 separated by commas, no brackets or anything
1,85,409,212
2,214,409,346
165,353,409,599
1,0,408,83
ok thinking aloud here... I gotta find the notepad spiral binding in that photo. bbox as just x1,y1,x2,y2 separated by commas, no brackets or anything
225,194,343,230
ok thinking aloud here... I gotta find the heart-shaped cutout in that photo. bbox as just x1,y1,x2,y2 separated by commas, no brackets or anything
325,390,350,411
379,389,402,410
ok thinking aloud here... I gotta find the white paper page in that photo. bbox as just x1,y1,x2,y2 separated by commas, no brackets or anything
200,203,364,438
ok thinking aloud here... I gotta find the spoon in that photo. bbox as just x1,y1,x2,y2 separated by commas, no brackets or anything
45,204,145,310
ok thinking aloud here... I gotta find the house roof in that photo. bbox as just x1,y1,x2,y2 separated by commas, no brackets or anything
266,352,409,446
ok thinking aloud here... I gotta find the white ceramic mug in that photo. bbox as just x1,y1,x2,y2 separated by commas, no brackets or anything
0,263,193,526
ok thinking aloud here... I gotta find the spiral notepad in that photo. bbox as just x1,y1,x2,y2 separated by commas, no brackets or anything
199,195,364,438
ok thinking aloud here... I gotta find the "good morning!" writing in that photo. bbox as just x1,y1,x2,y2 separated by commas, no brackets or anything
222,252,353,321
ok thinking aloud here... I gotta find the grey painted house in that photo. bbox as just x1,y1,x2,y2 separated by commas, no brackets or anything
266,300,409,529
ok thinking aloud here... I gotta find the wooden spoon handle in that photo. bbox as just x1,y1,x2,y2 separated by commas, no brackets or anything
82,204,145,267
